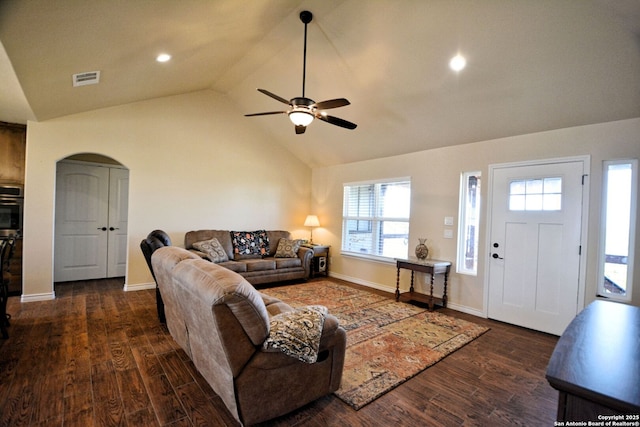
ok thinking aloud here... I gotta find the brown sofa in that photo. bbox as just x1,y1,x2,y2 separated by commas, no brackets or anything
152,246,346,426
184,229,313,286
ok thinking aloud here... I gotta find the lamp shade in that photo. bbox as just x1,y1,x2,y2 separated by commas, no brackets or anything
304,215,320,227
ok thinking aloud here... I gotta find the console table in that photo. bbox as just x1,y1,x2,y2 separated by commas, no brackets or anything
395,258,451,310
546,300,640,421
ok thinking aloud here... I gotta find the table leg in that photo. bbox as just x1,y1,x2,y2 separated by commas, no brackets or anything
429,273,435,311
443,272,448,308
410,270,415,293
395,267,400,301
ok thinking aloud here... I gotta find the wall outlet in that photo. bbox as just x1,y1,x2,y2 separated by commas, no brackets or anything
444,229,454,239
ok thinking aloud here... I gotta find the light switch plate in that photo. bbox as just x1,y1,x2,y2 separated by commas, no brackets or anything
444,216,454,226
444,229,454,239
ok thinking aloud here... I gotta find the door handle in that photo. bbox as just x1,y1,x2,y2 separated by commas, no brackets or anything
97,227,107,231
492,253,504,260
109,227,119,231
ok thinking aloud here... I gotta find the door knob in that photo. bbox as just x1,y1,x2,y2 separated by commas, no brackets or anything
97,227,107,231
492,253,504,260
109,227,119,231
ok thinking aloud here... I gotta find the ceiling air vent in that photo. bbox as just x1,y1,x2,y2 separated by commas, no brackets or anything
72,71,100,87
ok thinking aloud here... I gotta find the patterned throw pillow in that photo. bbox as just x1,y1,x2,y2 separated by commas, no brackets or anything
231,230,269,259
274,238,302,258
192,238,229,263
263,305,328,363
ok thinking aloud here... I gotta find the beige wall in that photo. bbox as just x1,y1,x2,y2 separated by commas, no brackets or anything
312,118,640,314
20,87,640,314
23,90,311,299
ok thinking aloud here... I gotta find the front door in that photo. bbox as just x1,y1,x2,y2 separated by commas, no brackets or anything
487,158,587,335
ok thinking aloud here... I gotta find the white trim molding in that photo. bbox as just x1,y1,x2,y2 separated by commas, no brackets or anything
124,282,156,292
21,292,56,302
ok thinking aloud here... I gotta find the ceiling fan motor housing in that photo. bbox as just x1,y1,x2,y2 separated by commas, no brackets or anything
291,97,314,108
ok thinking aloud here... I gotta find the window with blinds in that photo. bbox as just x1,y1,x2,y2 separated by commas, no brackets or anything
342,179,411,259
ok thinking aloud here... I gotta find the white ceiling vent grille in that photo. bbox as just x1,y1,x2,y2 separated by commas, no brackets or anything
72,71,100,87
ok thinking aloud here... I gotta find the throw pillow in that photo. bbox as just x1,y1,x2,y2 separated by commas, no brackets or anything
192,238,229,263
274,238,302,258
263,305,328,363
231,230,269,259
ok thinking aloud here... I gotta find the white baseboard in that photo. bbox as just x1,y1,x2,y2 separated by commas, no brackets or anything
124,282,156,292
21,292,55,302
328,272,486,319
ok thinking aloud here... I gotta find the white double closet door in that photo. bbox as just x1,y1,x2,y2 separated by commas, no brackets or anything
54,161,129,282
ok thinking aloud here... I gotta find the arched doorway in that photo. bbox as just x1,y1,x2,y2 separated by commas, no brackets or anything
53,153,129,283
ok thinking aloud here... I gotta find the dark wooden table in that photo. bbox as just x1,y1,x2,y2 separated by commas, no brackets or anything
546,300,640,421
395,258,451,310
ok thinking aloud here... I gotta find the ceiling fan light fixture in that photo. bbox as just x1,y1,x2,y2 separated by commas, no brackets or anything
289,110,314,127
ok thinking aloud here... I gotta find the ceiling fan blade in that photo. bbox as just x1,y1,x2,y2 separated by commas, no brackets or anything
245,111,286,117
313,98,350,110
257,89,291,105
295,125,306,134
318,114,357,130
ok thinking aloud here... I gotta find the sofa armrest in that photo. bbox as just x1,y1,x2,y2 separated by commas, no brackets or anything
297,246,314,279
260,292,294,316
318,313,344,351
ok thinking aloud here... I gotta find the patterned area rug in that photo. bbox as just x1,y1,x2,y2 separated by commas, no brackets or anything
261,281,489,410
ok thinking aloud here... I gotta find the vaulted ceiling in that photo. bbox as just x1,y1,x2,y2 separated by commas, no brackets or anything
1,0,639,168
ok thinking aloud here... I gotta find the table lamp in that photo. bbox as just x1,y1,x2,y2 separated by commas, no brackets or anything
304,215,320,244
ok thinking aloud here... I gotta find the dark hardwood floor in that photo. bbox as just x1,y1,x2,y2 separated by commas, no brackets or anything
0,277,559,426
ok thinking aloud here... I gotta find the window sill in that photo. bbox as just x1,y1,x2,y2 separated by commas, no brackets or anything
340,251,399,265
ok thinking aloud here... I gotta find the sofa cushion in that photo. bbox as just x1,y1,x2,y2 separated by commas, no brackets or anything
266,231,291,256
245,258,276,272
231,230,269,259
192,238,229,263
274,238,302,258
185,230,234,259
274,257,302,269
263,305,328,363
217,260,247,273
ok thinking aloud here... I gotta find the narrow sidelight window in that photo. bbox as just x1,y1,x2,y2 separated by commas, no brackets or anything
598,159,637,301
458,172,481,275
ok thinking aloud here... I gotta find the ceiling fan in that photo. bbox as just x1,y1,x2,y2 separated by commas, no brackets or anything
245,10,357,135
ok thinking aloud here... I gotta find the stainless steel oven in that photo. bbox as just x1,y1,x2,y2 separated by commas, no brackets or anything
0,183,23,237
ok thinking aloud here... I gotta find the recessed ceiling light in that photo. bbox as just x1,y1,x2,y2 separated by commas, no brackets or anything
449,54,466,72
156,53,171,63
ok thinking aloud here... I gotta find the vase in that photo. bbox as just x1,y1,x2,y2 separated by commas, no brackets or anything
415,238,429,260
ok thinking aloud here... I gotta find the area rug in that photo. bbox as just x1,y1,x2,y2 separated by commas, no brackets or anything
261,281,489,410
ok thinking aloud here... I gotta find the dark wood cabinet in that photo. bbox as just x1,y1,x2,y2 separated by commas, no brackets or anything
7,238,22,296
0,122,26,295
0,122,26,184
546,300,640,421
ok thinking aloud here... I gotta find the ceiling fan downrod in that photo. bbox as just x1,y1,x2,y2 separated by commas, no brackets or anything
300,11,312,98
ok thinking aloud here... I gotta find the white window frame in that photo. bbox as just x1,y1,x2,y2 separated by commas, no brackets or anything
457,171,481,275
341,178,411,262
597,159,637,302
